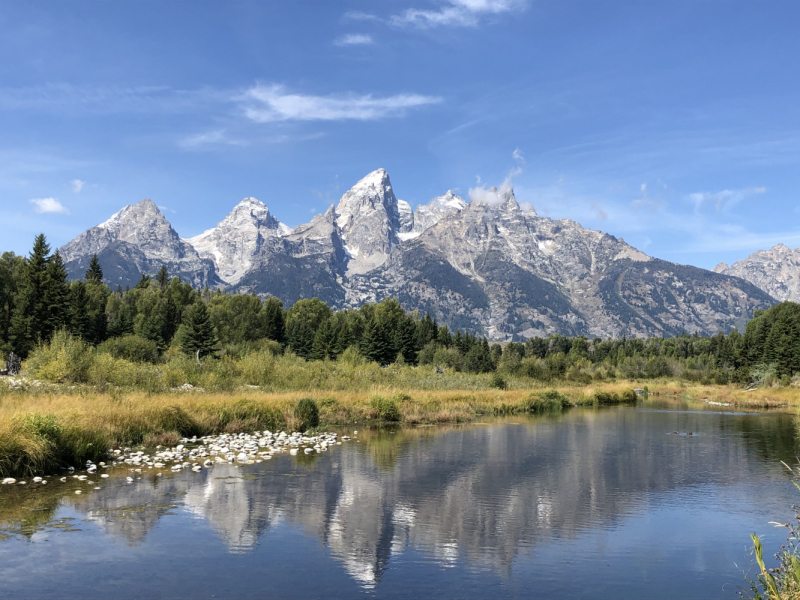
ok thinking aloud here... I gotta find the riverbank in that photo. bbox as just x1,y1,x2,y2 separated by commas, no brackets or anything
0,380,796,478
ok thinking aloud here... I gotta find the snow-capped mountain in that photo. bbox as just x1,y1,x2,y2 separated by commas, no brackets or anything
60,198,219,288
186,197,292,286
59,170,776,338
714,243,800,303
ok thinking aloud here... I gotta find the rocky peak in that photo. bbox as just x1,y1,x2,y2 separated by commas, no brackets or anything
716,243,800,302
186,197,291,285
61,198,181,263
59,198,219,288
335,168,402,274
407,191,467,237
712,262,729,274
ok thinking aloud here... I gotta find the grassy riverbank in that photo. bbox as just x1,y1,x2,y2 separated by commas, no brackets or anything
1,378,798,478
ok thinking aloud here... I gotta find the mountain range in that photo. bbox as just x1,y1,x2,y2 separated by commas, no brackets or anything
60,169,779,340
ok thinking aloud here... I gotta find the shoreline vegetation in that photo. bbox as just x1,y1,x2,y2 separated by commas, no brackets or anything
3,235,800,478
0,377,795,479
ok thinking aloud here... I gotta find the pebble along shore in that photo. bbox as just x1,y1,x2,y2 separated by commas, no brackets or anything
1,429,358,486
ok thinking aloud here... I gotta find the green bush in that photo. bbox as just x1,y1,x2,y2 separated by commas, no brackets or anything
522,390,569,412
370,396,401,422
24,330,94,383
97,334,159,363
294,398,320,430
490,372,508,390
593,389,637,404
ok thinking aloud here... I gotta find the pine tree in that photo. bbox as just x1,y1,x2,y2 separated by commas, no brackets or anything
68,280,92,340
262,297,286,345
135,273,150,289
286,319,314,358
310,318,337,360
156,265,169,291
177,301,218,358
43,251,70,338
361,319,393,365
397,317,418,364
85,254,103,283
9,234,52,356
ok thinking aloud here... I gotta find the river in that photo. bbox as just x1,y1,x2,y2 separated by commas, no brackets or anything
0,399,797,598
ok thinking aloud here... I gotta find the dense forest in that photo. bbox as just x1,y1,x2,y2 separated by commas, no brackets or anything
2,234,799,387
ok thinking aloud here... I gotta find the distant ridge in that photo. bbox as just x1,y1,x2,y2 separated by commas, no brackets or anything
60,170,776,339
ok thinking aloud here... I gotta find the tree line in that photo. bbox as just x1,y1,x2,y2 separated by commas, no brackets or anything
1,234,799,385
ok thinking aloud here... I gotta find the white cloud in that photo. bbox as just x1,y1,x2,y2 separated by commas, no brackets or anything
689,186,765,213
29,197,69,214
512,147,524,163
70,179,84,193
334,33,374,46
239,84,441,122
391,0,526,28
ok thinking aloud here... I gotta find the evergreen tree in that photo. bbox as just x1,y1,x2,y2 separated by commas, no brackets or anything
134,273,150,289
262,296,286,345
156,265,169,291
397,317,418,364
43,251,70,338
85,254,103,283
360,319,394,365
0,252,24,351
286,319,314,358
68,280,92,340
177,301,218,357
9,234,53,356
310,318,338,360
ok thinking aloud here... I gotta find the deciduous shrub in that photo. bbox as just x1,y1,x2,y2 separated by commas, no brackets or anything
370,396,401,422
294,398,319,430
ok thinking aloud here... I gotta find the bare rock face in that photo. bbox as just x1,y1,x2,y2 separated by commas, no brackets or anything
187,197,291,286
60,171,777,338
335,169,402,275
403,190,466,239
715,244,800,302
60,199,219,288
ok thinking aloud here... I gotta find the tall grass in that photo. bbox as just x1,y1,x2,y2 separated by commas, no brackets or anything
0,385,639,478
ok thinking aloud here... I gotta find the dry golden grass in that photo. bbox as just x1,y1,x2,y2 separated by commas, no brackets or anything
0,378,796,478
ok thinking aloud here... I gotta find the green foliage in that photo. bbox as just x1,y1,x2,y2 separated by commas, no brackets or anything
490,371,507,390
25,330,94,383
370,396,401,421
294,398,320,430
177,301,218,357
522,390,570,412
97,334,159,363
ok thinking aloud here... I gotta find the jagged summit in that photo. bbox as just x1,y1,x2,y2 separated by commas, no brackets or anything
335,168,403,274
187,197,292,285
59,170,776,338
715,243,800,302
60,198,219,288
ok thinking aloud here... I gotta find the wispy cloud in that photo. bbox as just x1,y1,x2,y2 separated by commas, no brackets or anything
178,129,247,149
70,179,84,193
29,197,69,214
239,84,441,122
334,33,374,46
391,0,526,28
0,83,225,115
688,186,766,213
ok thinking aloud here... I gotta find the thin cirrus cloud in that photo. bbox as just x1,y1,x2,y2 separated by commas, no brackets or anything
29,197,69,214
239,84,442,123
689,186,766,213
70,179,84,193
334,33,374,46
389,0,526,28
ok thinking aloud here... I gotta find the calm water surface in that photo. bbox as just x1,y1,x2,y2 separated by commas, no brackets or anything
1,400,798,599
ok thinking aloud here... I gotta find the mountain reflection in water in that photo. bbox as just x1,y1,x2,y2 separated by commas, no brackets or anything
0,404,797,599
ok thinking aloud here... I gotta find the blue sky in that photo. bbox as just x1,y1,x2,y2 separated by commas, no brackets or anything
0,0,798,269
